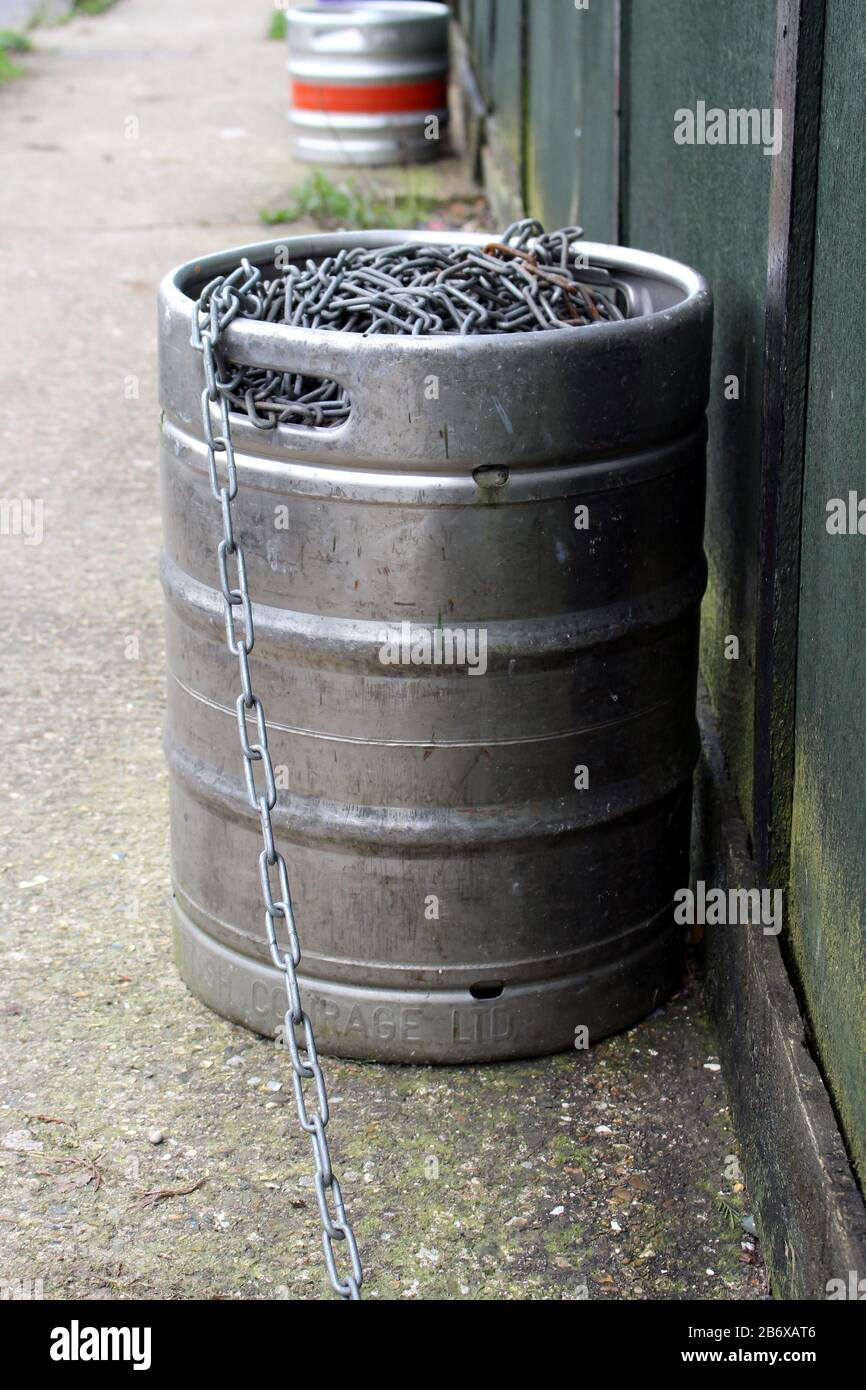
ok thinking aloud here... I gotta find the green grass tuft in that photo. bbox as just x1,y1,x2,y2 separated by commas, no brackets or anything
0,30,31,82
0,30,32,53
73,0,119,15
0,51,22,82
260,170,438,232
716,1192,742,1228
267,9,288,41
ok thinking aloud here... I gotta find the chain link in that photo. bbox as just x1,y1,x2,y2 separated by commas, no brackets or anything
191,259,363,1301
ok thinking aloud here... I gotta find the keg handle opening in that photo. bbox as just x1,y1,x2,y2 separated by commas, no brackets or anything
469,982,505,1000
220,316,359,441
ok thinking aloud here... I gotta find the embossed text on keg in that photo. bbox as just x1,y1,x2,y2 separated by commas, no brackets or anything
311,996,426,1044
451,1006,513,1044
378,620,488,675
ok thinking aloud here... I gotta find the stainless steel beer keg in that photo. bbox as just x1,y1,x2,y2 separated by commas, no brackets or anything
159,230,712,1062
287,2,450,165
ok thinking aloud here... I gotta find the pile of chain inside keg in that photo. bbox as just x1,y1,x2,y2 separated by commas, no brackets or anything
217,219,627,429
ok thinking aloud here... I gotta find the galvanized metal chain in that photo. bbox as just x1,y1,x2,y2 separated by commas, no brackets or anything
211,221,626,431
191,259,363,1301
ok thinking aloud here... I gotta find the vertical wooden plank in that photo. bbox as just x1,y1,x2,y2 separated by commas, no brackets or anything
576,0,619,242
524,0,619,238
456,0,474,45
620,0,777,830
478,0,527,225
488,0,526,182
469,0,493,99
525,0,581,228
788,0,866,1181
753,0,826,885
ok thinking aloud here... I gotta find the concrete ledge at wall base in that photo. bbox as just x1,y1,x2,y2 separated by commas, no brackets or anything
0,0,74,27
694,682,866,1300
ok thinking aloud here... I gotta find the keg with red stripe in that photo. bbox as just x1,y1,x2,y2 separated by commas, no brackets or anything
287,2,450,166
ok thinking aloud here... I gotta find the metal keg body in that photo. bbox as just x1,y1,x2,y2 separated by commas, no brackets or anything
159,232,712,1063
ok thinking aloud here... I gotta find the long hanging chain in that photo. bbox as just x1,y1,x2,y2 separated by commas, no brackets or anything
191,259,363,1301
187,226,623,1301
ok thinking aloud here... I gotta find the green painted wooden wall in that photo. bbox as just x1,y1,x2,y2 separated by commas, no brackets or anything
621,0,777,833
458,0,526,216
788,0,866,1181
525,0,619,239
455,0,618,238
455,0,866,1186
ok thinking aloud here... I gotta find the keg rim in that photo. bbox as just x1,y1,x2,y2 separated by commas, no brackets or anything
160,230,712,466
163,229,710,353
289,2,451,22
